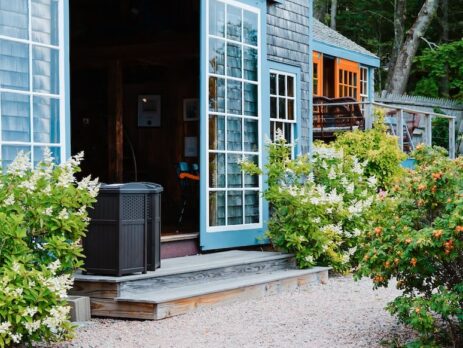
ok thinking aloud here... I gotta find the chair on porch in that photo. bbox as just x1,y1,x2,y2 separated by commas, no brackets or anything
313,96,365,141
175,162,200,233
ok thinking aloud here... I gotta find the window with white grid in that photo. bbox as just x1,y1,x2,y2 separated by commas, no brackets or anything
0,0,65,168
360,67,369,114
270,71,296,156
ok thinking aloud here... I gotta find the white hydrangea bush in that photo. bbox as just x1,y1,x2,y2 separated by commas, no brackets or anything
0,150,99,346
241,137,379,272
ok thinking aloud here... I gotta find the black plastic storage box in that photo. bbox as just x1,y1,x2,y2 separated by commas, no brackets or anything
83,182,163,276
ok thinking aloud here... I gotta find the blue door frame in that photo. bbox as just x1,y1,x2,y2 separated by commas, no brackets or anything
199,0,269,250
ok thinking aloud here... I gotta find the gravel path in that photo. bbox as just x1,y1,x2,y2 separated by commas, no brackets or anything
59,276,414,348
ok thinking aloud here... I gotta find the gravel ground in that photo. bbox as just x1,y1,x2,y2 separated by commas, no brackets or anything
58,276,415,348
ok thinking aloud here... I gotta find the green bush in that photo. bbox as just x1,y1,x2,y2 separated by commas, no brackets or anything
242,135,378,272
0,150,99,347
333,109,406,188
356,146,463,346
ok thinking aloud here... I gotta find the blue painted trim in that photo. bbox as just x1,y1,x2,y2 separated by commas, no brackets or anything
199,0,269,251
312,40,380,68
308,3,314,155
368,65,375,102
268,61,302,156
199,0,207,250
64,0,71,159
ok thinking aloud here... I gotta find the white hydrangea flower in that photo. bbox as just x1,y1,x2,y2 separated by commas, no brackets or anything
4,194,15,206
43,207,53,216
313,146,343,160
23,306,38,318
352,228,362,237
313,217,321,224
58,208,69,220
304,255,314,263
10,333,22,344
7,151,31,177
0,322,11,334
13,288,23,297
321,223,343,235
19,179,36,193
24,320,41,334
352,157,363,175
48,260,61,274
328,167,336,180
11,262,20,273
367,176,378,188
274,128,285,142
346,183,355,194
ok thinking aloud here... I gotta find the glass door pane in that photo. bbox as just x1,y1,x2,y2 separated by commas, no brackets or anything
207,0,261,231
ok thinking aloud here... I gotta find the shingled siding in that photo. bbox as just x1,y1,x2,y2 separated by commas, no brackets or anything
267,0,312,153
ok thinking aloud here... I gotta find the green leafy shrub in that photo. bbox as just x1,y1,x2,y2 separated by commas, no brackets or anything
356,146,463,346
333,109,406,188
242,135,378,272
0,150,99,347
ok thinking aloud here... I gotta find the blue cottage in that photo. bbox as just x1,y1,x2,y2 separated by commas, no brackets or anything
0,0,379,254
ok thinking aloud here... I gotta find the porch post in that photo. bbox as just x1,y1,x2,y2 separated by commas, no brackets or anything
397,109,404,152
449,118,456,159
424,113,432,147
108,60,124,183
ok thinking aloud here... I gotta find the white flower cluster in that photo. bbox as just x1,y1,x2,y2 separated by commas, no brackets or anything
347,197,374,218
313,146,343,160
320,223,344,236
42,305,70,334
44,274,74,298
77,175,100,198
7,152,31,177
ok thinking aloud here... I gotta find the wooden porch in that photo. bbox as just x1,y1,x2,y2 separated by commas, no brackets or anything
71,251,330,320
312,98,457,159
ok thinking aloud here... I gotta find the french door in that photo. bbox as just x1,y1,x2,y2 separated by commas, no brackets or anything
335,58,361,101
200,0,266,250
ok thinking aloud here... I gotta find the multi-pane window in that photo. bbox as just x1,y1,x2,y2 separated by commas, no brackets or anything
0,0,64,167
313,63,319,96
207,0,261,230
338,68,358,99
270,71,296,155
360,66,369,113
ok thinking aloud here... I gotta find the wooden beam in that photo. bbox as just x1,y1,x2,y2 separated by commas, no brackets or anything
107,60,124,182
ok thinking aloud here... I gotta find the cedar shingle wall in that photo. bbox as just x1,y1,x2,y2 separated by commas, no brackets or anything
267,0,312,153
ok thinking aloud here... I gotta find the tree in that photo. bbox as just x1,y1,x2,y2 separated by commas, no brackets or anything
330,0,338,30
386,0,439,94
385,0,406,89
414,40,463,100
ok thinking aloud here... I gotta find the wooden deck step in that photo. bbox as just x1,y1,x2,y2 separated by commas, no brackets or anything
71,251,330,320
91,268,329,320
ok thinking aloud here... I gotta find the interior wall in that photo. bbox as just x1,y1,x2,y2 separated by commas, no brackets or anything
70,0,200,229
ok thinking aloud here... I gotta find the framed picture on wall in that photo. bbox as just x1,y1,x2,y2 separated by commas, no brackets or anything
138,95,161,127
183,98,199,121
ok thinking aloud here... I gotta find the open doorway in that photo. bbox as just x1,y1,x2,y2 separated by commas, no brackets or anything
69,0,201,236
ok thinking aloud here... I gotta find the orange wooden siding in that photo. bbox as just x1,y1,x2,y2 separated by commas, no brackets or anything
313,51,323,96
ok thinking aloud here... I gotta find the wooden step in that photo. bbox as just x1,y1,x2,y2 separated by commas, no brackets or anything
71,251,330,320
161,233,199,259
91,268,329,320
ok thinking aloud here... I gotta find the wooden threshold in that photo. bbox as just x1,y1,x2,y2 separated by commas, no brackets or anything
161,233,198,243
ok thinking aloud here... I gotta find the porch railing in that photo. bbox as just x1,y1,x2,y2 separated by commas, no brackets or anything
312,100,458,159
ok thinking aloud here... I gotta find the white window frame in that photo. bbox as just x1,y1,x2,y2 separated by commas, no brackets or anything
206,0,263,233
360,66,369,114
0,0,66,165
269,70,297,158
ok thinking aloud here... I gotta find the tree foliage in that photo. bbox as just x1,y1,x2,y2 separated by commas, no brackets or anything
414,40,463,100
314,0,463,95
